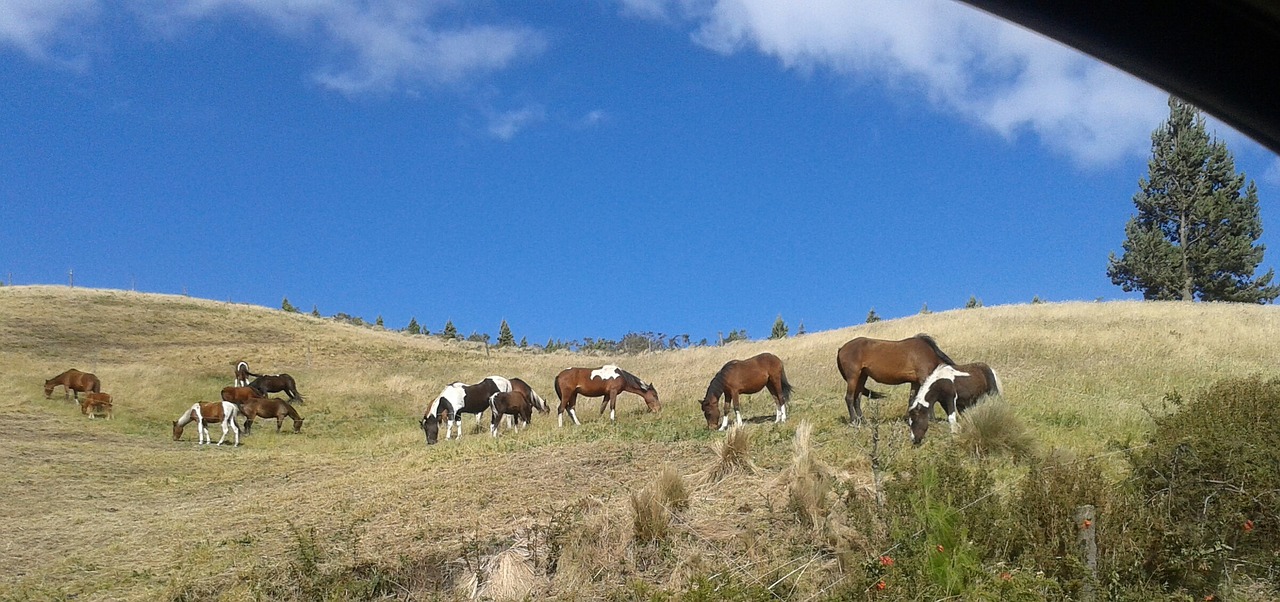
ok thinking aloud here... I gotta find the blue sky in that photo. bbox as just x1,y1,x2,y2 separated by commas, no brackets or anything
3,0,1278,345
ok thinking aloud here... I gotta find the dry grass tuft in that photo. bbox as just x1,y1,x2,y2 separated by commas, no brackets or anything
630,487,670,543
956,397,1035,459
654,464,690,511
698,426,758,484
785,421,837,529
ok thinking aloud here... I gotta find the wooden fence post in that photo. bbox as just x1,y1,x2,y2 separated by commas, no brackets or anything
1076,504,1097,601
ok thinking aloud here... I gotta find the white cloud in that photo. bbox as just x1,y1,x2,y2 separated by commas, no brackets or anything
576,109,607,129
487,105,545,141
0,0,98,65
625,0,1169,167
1,0,546,94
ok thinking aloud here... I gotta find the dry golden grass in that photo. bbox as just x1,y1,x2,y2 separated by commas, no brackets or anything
3,285,1279,599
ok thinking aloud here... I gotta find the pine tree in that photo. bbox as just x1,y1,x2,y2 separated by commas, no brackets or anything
769,315,789,339
796,321,806,336
406,317,421,335
866,308,881,323
310,305,320,318
497,320,515,347
965,295,982,309
1108,96,1279,303
442,320,458,340
919,303,931,315
375,315,384,328
281,297,298,313
519,336,528,348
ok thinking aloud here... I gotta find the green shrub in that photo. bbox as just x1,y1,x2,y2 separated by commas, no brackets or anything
1118,376,1280,598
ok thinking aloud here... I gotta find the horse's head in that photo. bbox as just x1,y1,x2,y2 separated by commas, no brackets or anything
43,380,55,398
171,420,184,441
906,378,957,445
700,395,721,429
642,386,662,413
292,417,304,433
420,414,438,445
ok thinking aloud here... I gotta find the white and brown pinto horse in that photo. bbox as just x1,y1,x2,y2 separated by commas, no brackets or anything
420,376,512,445
554,365,660,426
172,401,241,446
907,362,1001,445
233,360,260,388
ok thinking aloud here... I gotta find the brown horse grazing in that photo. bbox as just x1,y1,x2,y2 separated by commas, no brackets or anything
172,401,240,446
836,334,967,425
906,362,1002,445
45,369,100,401
247,373,304,403
80,392,113,419
700,353,793,430
221,386,260,404
489,390,532,437
554,365,661,427
239,397,304,434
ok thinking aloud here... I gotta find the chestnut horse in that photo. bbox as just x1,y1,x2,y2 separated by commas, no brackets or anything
233,360,261,388
172,401,240,446
420,376,511,445
510,377,550,415
554,365,660,427
247,373,304,403
240,397,304,434
700,353,792,430
221,386,259,404
80,392,113,419
836,334,967,425
906,362,1001,445
45,369,100,401
489,390,532,437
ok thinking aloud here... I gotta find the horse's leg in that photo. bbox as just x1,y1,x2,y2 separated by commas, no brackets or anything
561,391,582,426
844,372,865,425
606,391,618,422
943,389,960,433
767,378,786,423
276,416,283,433
491,410,500,437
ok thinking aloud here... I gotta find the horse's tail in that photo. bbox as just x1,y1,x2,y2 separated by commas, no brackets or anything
527,388,549,413
916,333,957,365
553,376,565,404
864,388,887,399
779,367,794,404
986,365,1002,397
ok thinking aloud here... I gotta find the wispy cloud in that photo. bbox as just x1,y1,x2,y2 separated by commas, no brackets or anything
622,0,1167,167
487,105,545,141
0,0,98,66
1,0,546,94
576,109,607,129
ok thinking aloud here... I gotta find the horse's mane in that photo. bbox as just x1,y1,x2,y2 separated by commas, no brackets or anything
914,333,956,365
617,368,651,392
704,365,732,403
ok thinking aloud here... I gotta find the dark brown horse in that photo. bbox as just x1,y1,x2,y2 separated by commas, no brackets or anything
836,334,966,425
489,390,532,437
221,386,259,404
509,377,550,415
700,353,793,430
45,369,100,401
240,397,304,434
80,392,113,419
906,362,1002,445
248,373,304,402
554,365,660,426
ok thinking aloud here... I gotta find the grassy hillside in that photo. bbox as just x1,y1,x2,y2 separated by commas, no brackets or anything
2,286,1277,600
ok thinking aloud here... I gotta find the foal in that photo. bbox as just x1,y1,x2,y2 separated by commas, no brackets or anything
489,390,533,437
80,392,113,419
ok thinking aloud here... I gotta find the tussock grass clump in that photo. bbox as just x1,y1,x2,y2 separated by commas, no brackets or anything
630,487,670,543
654,464,690,512
955,397,1034,459
698,426,757,484
785,421,837,529
464,537,543,602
